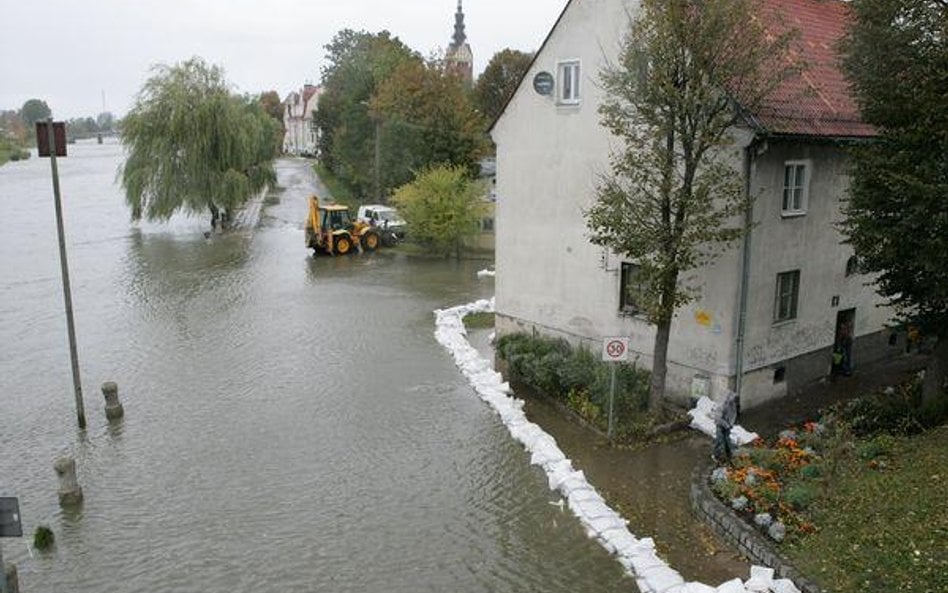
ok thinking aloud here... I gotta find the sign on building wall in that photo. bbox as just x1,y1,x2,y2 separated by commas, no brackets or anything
533,72,554,96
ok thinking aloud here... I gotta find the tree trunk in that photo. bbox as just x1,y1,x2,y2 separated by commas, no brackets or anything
922,336,948,407
649,316,672,413
208,203,220,231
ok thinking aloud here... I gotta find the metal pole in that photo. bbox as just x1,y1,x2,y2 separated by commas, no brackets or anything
0,541,8,593
47,118,86,430
608,363,616,439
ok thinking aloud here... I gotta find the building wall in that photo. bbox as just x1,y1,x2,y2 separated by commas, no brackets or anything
738,140,897,407
491,0,899,408
492,0,744,404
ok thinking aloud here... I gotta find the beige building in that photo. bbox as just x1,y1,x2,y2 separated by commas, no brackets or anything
490,0,902,409
283,84,320,156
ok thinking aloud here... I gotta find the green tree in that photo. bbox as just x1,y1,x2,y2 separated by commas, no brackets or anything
585,0,799,411
257,90,286,151
258,90,284,123
120,57,279,228
371,58,487,193
315,30,416,196
21,99,51,130
474,49,534,124
839,0,948,405
391,164,487,258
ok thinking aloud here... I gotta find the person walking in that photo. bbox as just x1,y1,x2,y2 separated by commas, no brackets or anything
713,391,738,464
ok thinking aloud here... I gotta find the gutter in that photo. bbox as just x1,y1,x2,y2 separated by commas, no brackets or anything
734,136,765,406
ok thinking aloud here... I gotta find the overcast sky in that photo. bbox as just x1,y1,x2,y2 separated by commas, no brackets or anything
0,0,565,120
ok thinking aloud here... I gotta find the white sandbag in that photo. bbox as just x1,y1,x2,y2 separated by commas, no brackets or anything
680,583,718,593
567,487,604,505
770,579,802,593
716,579,749,593
530,441,566,467
744,566,774,592
639,565,686,593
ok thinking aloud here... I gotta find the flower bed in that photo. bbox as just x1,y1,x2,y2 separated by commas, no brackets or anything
710,422,826,543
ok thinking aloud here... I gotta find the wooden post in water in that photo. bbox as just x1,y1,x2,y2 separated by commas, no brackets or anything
39,118,86,430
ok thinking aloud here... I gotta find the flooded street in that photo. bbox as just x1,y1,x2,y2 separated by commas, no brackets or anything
0,144,632,592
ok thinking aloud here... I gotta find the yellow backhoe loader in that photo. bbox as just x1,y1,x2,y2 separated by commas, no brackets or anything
304,195,381,255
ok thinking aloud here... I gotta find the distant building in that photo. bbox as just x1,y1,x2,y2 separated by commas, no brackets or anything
283,84,320,156
445,0,473,84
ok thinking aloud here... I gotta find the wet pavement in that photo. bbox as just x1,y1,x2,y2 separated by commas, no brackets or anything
740,353,928,438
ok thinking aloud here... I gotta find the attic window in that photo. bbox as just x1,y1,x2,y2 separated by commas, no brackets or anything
557,60,581,105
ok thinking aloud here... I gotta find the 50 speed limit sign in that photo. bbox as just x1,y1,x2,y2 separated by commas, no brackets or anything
601,337,630,362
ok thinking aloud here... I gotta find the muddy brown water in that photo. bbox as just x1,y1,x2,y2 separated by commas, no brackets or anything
1,144,637,592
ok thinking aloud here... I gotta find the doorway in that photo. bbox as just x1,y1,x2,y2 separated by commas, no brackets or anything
832,308,856,376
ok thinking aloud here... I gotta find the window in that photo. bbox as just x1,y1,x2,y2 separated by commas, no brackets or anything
558,60,581,104
774,270,801,322
620,263,642,314
845,256,859,277
782,161,810,215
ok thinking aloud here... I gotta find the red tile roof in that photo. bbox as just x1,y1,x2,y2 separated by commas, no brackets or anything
753,0,875,138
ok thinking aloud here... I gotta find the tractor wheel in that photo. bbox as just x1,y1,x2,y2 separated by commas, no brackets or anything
334,235,352,255
362,231,380,251
381,230,399,247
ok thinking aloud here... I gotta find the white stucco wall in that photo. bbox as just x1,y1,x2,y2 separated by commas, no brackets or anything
738,141,895,406
492,0,745,401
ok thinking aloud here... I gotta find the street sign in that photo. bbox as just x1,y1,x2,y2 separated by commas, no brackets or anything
533,71,555,96
36,122,67,157
601,337,630,363
0,498,22,538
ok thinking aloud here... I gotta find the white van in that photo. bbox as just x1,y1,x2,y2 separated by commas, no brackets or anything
356,205,406,240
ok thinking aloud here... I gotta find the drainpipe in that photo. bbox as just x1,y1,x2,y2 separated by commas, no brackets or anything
734,136,763,408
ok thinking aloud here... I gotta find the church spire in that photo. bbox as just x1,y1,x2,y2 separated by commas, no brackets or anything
451,0,466,49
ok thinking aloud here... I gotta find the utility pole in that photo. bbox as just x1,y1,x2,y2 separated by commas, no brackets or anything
0,541,7,593
38,118,87,430
373,117,381,202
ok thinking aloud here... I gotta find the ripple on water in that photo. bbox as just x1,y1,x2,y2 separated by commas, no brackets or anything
2,153,631,593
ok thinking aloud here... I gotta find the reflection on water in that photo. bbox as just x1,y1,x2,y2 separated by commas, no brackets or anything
0,149,633,592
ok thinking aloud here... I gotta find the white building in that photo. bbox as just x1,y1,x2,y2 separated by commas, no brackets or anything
490,0,903,409
283,84,320,156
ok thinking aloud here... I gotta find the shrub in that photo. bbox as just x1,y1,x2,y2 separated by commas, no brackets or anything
34,525,55,550
837,378,941,437
784,482,817,510
798,463,823,480
497,332,652,437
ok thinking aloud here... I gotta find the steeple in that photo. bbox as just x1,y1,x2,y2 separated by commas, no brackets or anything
451,0,466,49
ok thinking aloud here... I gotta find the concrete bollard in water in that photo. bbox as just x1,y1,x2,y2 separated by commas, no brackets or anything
54,457,83,507
101,381,124,421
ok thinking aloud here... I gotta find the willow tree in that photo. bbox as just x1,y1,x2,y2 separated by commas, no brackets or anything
121,58,279,228
585,0,798,411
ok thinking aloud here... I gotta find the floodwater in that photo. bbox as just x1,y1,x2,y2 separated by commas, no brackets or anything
0,143,632,592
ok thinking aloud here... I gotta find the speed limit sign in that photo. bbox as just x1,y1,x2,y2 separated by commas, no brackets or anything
601,337,630,362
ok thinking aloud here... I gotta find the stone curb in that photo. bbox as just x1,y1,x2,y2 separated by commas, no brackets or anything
689,459,826,593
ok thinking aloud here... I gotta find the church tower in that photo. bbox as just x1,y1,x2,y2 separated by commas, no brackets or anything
445,0,474,85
